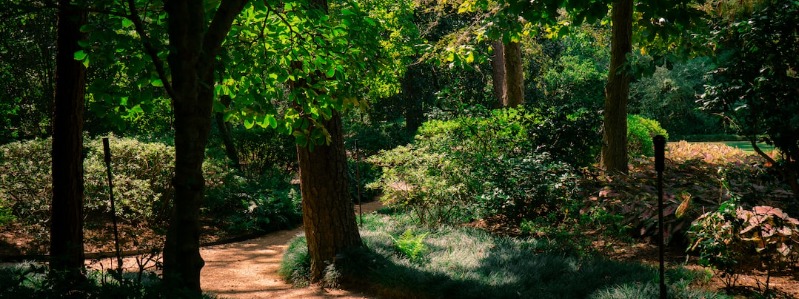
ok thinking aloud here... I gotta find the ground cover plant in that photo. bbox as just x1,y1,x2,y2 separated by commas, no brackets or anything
280,211,729,299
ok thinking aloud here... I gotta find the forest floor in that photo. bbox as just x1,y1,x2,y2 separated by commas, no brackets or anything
3,200,798,298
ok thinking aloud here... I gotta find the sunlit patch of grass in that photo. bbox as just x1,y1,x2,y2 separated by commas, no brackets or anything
719,141,776,155
282,213,728,299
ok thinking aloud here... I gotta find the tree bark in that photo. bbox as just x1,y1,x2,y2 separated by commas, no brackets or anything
403,64,424,134
503,41,524,108
50,0,86,277
491,40,506,107
215,95,241,170
297,112,362,282
601,0,633,174
159,0,249,294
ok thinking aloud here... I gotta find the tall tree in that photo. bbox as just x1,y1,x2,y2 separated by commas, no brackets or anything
503,41,523,107
50,0,87,278
125,0,249,293
292,0,363,282
600,0,633,173
491,40,507,106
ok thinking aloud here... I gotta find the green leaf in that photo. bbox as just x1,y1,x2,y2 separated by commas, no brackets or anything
122,18,134,28
74,50,87,61
295,134,308,147
266,115,277,129
151,79,164,87
244,117,255,129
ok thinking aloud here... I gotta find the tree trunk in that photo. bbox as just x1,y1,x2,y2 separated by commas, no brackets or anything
162,1,206,294
215,96,241,170
294,0,363,283
297,112,362,282
503,41,524,108
491,40,506,107
403,64,424,134
50,0,86,277
601,0,633,174
160,0,248,294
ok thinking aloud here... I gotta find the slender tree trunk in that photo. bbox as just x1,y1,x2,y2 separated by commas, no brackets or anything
601,0,633,174
293,0,362,282
50,0,86,277
403,64,424,134
215,95,241,170
491,40,506,107
297,111,362,282
503,41,524,108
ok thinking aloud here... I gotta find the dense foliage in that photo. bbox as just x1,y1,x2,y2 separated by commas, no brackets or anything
700,0,799,197
627,114,668,157
369,107,597,224
0,136,301,253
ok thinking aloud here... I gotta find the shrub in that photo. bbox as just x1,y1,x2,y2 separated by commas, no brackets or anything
369,107,585,225
0,136,184,224
688,200,799,292
480,152,580,222
627,114,668,157
204,169,301,234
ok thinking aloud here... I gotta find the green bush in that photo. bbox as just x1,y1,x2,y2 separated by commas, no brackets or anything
0,136,187,224
204,169,301,234
627,114,668,157
369,108,585,225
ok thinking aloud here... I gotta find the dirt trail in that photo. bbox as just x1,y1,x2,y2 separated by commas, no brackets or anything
88,202,381,298
200,201,381,299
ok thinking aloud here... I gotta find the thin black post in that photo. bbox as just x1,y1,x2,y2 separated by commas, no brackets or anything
102,137,123,273
355,139,363,226
654,135,667,299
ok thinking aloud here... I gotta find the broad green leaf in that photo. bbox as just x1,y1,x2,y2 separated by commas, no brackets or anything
151,79,164,87
74,50,87,61
266,115,277,128
122,18,134,28
244,117,255,129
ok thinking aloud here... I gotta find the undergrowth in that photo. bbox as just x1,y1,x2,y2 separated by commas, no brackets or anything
280,212,728,299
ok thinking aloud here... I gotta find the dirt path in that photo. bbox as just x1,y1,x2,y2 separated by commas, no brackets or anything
87,202,381,298
200,202,381,299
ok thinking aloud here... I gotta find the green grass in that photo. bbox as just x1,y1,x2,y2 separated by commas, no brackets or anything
719,141,775,154
281,212,729,299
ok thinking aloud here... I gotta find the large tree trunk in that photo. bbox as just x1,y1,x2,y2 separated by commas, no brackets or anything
162,1,206,294
160,0,248,294
50,0,86,277
601,0,633,174
491,41,506,107
503,41,524,108
297,112,362,282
